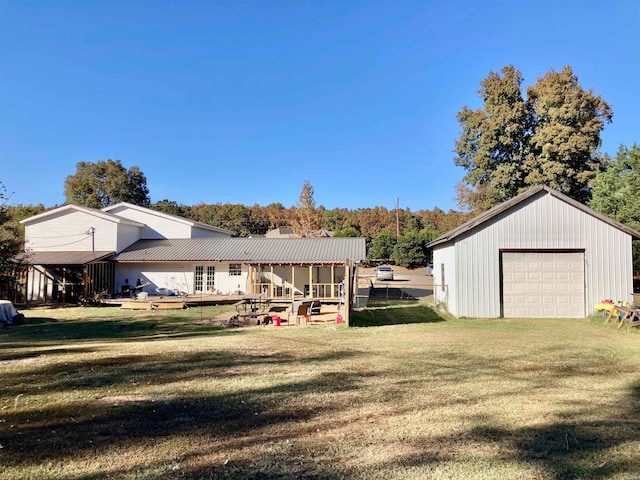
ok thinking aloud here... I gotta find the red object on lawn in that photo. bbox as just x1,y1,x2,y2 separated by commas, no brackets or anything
336,314,343,324
273,316,281,326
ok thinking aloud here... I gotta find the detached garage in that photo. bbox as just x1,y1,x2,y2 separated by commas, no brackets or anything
428,185,640,318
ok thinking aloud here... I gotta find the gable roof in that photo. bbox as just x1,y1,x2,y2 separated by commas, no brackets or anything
102,202,235,236
20,204,146,227
427,185,640,248
265,227,296,238
111,237,366,264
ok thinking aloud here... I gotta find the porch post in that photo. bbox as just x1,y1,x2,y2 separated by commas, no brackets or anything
331,264,335,299
62,267,67,303
291,265,295,299
270,265,274,298
248,264,253,294
345,259,352,326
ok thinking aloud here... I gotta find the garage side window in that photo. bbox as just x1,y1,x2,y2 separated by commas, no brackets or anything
229,263,242,276
441,264,445,286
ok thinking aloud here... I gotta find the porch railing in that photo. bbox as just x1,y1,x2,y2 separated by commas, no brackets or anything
251,282,340,299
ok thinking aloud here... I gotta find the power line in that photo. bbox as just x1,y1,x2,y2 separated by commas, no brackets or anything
26,237,91,248
25,231,91,239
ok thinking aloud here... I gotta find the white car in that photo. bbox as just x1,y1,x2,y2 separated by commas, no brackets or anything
376,265,394,281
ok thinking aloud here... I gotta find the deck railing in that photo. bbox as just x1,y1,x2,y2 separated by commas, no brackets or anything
251,282,339,299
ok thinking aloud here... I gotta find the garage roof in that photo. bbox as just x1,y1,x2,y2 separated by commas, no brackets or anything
111,237,366,264
427,185,640,248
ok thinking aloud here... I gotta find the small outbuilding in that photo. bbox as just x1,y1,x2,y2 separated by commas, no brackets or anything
427,185,640,318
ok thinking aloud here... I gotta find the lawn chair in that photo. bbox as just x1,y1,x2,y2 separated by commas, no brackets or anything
288,301,311,326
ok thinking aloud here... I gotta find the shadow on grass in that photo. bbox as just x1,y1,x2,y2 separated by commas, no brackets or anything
369,285,432,300
1,328,639,479
0,315,239,348
351,304,445,327
0,349,369,479
391,381,640,480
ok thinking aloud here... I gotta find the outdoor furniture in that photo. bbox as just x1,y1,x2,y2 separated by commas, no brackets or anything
0,300,18,326
310,300,321,315
605,305,640,330
289,301,311,326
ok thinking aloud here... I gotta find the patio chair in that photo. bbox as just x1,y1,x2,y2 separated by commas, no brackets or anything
289,301,310,326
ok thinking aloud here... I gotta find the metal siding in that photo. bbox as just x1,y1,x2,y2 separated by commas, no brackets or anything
433,243,457,316
452,192,633,318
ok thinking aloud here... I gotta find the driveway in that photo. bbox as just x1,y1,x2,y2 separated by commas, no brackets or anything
360,267,434,299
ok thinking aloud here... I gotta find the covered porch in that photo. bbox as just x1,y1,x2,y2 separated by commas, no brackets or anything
16,251,115,305
247,263,346,302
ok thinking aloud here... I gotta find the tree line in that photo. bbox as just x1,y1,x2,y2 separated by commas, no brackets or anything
3,166,468,268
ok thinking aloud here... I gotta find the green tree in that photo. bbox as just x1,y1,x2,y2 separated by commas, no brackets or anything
393,231,428,268
333,227,360,238
591,144,640,271
0,183,23,285
455,65,612,212
321,208,353,232
151,199,191,218
64,159,150,208
368,231,396,260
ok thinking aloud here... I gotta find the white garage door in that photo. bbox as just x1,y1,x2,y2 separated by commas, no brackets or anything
502,251,585,318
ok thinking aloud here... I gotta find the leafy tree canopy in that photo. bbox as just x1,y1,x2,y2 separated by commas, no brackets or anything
591,143,640,272
0,183,23,283
591,144,640,230
64,159,150,208
151,199,191,218
368,231,396,260
455,65,612,212
333,227,361,238
393,231,429,268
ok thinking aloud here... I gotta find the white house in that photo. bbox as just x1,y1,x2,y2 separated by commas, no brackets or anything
19,203,234,303
427,185,640,319
18,203,365,305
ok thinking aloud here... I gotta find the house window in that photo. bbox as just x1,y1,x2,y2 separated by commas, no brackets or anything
229,263,242,276
440,263,445,286
195,266,204,292
206,266,215,292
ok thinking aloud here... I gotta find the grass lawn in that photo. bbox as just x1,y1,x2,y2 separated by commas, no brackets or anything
0,303,638,479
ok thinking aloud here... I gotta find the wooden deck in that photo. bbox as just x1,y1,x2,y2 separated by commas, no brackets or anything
103,292,339,309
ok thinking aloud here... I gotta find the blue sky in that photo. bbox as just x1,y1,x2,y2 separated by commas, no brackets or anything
1,1,638,212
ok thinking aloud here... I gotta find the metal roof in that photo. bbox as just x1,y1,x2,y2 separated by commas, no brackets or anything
111,237,366,264
427,185,640,248
17,251,115,265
